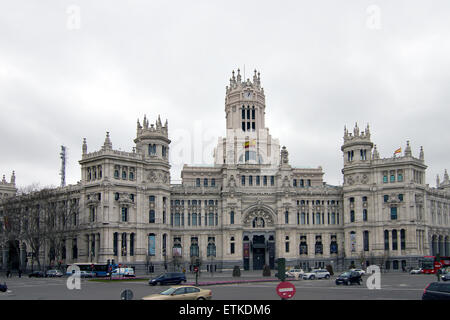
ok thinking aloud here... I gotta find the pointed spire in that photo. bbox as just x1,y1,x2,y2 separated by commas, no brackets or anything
143,115,148,129
437,174,440,187
353,122,359,136
419,146,424,161
445,169,449,182
157,115,162,128
82,138,87,155
103,132,112,150
372,144,379,159
237,68,241,83
10,171,15,184
405,140,412,157
365,124,370,138
2,175,6,183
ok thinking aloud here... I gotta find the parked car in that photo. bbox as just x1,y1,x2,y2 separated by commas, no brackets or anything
0,283,7,292
142,285,212,300
29,271,45,278
410,268,423,274
422,282,450,300
46,269,63,277
335,271,362,285
79,271,96,278
350,268,366,276
149,272,187,286
441,273,450,281
111,268,135,277
302,269,331,280
286,268,304,278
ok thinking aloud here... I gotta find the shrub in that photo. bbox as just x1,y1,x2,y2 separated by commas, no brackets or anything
263,265,271,277
232,266,241,277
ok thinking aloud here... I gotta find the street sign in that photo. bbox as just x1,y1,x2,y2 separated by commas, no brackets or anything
120,289,134,300
276,281,296,299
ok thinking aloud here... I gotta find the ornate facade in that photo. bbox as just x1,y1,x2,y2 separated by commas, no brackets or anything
1,70,449,272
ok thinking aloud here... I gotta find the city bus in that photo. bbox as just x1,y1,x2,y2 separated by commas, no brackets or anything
421,256,450,274
66,263,110,277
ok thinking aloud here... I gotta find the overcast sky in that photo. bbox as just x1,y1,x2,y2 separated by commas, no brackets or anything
1,1,449,190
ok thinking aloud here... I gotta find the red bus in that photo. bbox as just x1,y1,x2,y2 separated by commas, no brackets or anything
421,256,450,274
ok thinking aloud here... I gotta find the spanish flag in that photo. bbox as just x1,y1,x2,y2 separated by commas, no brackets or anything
244,140,256,149
394,147,402,155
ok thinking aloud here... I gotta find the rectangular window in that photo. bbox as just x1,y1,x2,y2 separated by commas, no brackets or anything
398,173,403,182
121,207,128,222
242,122,245,131
391,207,397,220
270,176,274,186
241,175,245,186
231,242,235,254
252,109,255,119
256,176,260,186
383,175,388,183
293,179,297,187
390,174,395,182
263,176,267,186
249,176,253,186
149,210,155,223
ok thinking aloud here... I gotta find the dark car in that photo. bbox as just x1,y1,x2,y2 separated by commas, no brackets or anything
29,271,45,278
335,271,362,285
422,282,450,300
0,283,7,292
149,272,187,286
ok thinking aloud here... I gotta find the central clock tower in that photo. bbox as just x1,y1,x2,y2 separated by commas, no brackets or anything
214,69,280,166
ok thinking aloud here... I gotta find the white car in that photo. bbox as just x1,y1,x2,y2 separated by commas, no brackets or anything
286,269,304,278
350,268,366,276
410,268,422,274
302,269,331,280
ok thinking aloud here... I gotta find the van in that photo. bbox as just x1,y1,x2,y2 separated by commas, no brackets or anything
112,268,135,277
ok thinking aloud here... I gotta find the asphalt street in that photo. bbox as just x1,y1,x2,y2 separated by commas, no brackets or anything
0,272,439,300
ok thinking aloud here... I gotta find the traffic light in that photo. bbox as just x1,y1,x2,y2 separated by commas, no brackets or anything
275,258,286,281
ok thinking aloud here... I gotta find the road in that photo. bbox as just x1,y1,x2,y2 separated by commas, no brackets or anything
0,272,439,300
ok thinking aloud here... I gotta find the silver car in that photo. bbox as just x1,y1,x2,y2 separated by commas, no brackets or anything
46,269,63,277
302,269,331,280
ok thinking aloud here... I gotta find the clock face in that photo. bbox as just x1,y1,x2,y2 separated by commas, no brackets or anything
245,91,253,99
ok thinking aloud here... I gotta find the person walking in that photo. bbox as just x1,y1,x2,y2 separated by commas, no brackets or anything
6,270,11,278
18,269,22,278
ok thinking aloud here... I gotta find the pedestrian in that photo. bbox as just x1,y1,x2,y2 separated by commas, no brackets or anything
6,270,11,278
18,269,22,278
436,268,441,282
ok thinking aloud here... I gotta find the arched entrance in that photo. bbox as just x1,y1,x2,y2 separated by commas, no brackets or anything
242,202,276,270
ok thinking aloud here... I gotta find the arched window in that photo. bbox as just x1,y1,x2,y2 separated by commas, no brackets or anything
363,230,369,251
192,213,198,226
190,237,199,257
285,211,289,224
230,211,235,225
392,230,398,250
208,213,214,226
400,229,406,250
148,234,156,256
121,233,127,256
207,238,216,257
130,233,135,256
384,230,389,250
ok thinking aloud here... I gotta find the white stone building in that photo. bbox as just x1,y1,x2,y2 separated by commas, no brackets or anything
1,70,449,272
